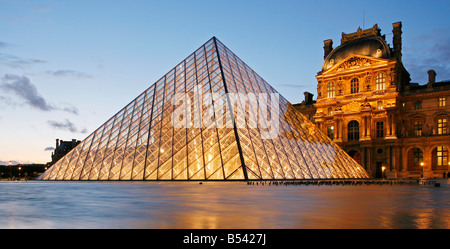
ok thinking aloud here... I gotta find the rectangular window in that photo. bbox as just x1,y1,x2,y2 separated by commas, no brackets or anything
439,97,446,107
376,121,384,138
414,121,422,136
438,118,447,135
376,73,386,91
327,126,334,140
327,82,335,98
351,78,359,94
415,101,422,110
437,146,448,167
377,101,383,110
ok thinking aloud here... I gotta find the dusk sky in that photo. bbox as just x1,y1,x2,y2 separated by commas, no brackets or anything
1,0,449,164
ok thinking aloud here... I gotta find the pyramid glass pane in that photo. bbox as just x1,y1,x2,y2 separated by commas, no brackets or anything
37,37,369,181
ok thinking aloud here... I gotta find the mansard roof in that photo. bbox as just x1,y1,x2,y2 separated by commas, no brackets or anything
322,24,392,71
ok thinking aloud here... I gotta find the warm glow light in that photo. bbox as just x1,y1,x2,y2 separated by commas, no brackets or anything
36,37,370,181
420,162,425,166
381,166,386,172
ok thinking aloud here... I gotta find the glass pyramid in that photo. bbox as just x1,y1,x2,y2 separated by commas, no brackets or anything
37,37,369,181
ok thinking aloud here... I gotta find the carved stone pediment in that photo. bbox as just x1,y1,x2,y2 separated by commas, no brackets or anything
342,101,361,112
336,57,372,71
322,55,391,75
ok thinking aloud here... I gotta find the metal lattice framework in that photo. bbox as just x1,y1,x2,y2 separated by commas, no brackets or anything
37,37,369,181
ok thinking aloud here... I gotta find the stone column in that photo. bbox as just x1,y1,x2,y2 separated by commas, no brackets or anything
333,119,337,141
386,114,391,137
398,147,408,178
392,146,397,171
335,118,343,142
361,147,366,170
366,116,371,138
391,114,397,138
364,116,368,137
361,117,366,137
424,146,433,178
367,147,372,176
387,145,391,172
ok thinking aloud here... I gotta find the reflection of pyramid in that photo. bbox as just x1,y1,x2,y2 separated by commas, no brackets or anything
37,37,369,181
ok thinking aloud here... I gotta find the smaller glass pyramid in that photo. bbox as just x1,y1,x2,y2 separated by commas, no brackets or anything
37,37,369,181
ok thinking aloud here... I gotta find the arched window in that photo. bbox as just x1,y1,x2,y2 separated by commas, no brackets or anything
412,147,423,167
351,78,359,94
376,73,386,91
327,82,335,98
347,120,360,141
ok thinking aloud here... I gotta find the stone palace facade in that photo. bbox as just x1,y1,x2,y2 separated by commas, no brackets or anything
294,22,450,178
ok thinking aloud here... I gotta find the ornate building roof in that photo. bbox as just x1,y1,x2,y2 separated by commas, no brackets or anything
322,24,392,71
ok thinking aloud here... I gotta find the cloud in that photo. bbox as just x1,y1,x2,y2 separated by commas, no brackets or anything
403,28,450,83
279,83,308,89
0,41,7,48
1,74,56,111
0,95,12,105
0,160,21,165
0,52,45,68
62,106,79,115
0,74,80,114
47,119,88,134
46,70,92,79
44,147,55,151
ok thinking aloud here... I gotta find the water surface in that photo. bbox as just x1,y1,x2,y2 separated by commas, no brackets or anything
0,180,449,228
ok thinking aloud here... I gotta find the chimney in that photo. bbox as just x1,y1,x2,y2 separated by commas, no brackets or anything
323,39,333,59
427,70,436,88
304,92,314,105
56,139,59,148
392,22,402,62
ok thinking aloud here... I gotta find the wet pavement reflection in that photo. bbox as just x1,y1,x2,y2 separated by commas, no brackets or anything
0,180,449,228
